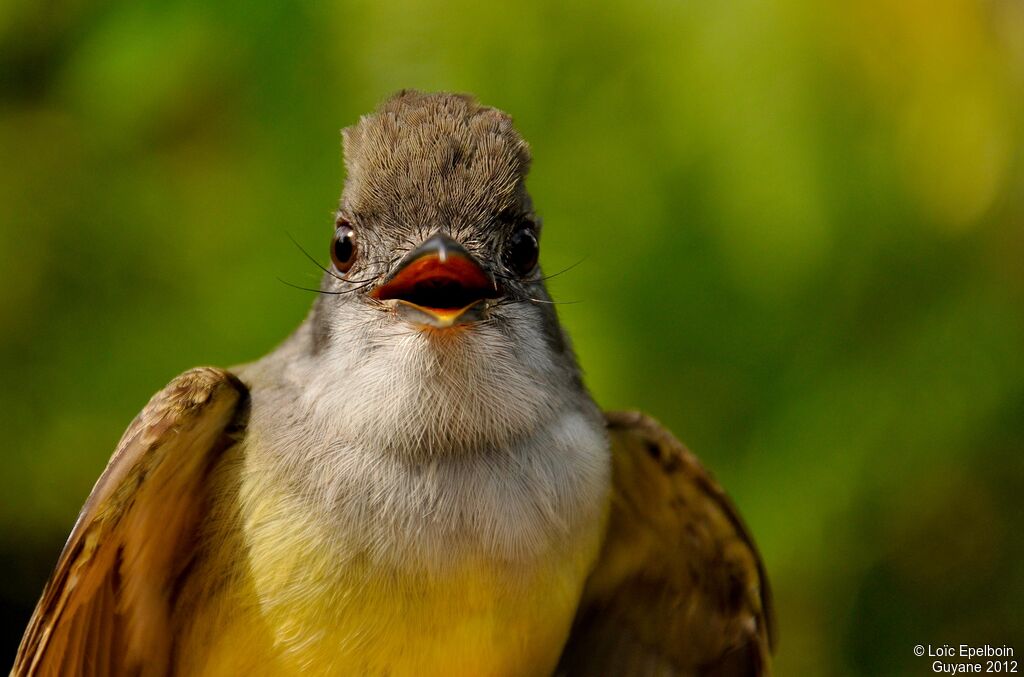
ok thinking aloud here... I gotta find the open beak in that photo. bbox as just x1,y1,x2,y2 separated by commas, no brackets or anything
371,233,500,328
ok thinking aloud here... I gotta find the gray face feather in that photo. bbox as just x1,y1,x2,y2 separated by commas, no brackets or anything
310,90,585,431
310,90,556,351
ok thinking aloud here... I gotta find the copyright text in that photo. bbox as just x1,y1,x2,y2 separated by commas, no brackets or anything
913,644,1017,674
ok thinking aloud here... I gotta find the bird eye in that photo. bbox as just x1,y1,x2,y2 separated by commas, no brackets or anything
331,221,357,273
504,228,539,276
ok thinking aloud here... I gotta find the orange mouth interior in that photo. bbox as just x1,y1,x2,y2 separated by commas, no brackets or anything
371,253,498,311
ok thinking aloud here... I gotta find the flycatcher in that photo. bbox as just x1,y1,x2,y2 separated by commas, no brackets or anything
15,91,774,676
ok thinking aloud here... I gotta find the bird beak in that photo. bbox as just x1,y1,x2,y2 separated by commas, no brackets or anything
371,233,500,328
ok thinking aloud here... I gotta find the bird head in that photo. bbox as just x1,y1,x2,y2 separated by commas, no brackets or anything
318,90,549,333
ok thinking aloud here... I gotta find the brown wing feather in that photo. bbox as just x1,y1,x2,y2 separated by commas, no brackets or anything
13,367,248,677
558,411,775,676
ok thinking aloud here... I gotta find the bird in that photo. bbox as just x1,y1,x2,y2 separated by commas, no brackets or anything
14,90,775,677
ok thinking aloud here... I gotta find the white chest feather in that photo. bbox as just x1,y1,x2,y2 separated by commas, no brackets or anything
229,408,608,675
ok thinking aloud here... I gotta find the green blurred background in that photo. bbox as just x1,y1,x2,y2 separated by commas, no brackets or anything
2,0,1023,673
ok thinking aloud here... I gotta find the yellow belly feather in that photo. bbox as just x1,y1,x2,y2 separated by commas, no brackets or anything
173,470,604,677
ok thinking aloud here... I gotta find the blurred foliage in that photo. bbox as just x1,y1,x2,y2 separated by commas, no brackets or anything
1,0,1023,673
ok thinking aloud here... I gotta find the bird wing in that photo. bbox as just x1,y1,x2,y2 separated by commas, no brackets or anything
558,410,776,676
13,367,248,677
